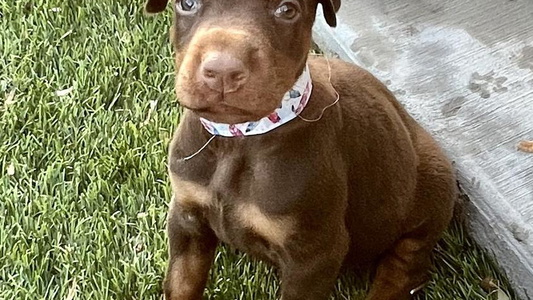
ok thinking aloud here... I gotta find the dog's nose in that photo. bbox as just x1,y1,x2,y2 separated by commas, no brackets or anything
199,52,249,93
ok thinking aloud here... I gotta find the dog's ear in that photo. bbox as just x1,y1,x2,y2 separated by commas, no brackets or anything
145,0,168,14
319,0,341,27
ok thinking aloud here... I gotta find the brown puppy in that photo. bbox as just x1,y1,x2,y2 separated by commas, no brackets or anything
145,0,457,299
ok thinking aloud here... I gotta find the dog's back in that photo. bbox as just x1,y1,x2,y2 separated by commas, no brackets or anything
310,57,456,268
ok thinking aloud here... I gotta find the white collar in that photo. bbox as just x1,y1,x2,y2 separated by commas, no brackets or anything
199,65,313,137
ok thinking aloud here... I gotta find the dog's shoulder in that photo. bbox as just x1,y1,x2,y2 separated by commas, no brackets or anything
308,55,380,87
309,56,394,106
309,56,420,171
309,56,416,130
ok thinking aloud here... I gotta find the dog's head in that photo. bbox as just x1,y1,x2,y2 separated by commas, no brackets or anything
146,0,340,124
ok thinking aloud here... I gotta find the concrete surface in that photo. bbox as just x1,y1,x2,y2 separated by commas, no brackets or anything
312,0,533,298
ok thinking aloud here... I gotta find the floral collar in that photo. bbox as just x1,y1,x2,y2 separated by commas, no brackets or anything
199,65,313,137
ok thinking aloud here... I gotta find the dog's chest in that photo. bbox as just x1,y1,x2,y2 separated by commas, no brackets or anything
170,152,300,262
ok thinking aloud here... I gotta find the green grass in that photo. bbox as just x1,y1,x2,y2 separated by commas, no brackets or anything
0,1,517,299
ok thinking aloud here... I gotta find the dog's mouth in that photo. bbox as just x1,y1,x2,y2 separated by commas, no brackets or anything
177,75,283,124
183,102,265,124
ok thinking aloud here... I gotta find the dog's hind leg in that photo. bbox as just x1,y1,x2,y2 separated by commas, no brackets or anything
365,232,437,300
367,134,456,300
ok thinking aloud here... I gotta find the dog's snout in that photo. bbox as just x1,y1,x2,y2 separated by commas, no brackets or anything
199,52,249,94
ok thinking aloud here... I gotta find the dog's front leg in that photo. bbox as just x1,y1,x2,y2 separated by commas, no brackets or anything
280,227,349,300
163,203,217,300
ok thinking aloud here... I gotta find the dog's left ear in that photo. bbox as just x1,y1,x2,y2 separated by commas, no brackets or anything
319,0,341,27
145,0,168,14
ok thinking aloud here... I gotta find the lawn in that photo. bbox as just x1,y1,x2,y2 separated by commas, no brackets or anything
0,0,517,299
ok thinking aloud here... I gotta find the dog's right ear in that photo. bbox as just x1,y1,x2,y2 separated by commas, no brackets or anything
145,0,168,14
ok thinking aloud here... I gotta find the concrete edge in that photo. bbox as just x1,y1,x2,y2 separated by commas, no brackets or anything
457,158,533,300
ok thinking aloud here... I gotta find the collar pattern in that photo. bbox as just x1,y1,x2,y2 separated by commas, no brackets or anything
199,65,313,137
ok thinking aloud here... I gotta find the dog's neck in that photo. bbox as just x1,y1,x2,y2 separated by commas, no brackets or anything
200,65,313,137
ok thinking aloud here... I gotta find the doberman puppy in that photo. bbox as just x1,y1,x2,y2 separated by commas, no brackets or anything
145,0,457,299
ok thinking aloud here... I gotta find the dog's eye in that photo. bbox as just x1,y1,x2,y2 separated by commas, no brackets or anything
176,0,201,14
274,2,299,20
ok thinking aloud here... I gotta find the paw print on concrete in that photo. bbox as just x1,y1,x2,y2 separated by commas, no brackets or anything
468,71,508,99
